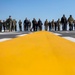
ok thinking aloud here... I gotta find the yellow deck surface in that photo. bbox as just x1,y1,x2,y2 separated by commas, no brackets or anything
0,31,75,75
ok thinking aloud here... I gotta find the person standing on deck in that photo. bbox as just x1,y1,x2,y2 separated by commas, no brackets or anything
6,16,12,32
61,15,67,31
2,20,6,32
18,20,22,31
38,19,43,31
48,21,51,31
57,19,61,31
51,19,55,31
0,20,2,32
44,19,49,31
68,15,74,31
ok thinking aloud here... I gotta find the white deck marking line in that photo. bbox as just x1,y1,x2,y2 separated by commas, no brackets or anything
63,37,75,42
53,33,62,35
17,34,28,37
0,38,12,42
0,33,21,35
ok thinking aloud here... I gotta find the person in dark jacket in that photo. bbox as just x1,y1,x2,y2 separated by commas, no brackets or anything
38,19,43,31
55,21,57,31
0,20,2,32
51,19,55,31
14,20,17,31
48,21,51,31
24,18,29,31
28,20,31,31
35,20,38,31
32,18,37,31
3,20,6,32
57,19,61,31
44,19,49,31
61,15,67,31
18,20,22,31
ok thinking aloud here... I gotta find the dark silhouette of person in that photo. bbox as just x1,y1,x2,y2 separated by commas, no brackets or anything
15,20,17,31
0,20,2,32
28,20,31,31
68,15,74,31
61,15,67,31
57,19,61,31
18,20,22,31
6,16,12,32
51,19,55,30
38,19,43,31
32,18,37,31
11,19,17,32
11,21,14,32
3,20,6,32
55,21,57,31
44,19,49,31
48,21,51,31
35,20,38,31
24,18,29,31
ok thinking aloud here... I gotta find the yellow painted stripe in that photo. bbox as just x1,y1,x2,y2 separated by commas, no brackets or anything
0,31,75,75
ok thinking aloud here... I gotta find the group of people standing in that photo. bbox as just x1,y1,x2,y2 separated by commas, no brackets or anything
0,16,17,32
44,15,75,31
18,18,43,32
0,16,43,32
24,18,43,31
0,15,75,32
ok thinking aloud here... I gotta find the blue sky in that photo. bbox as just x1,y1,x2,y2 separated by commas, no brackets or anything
0,0,75,22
